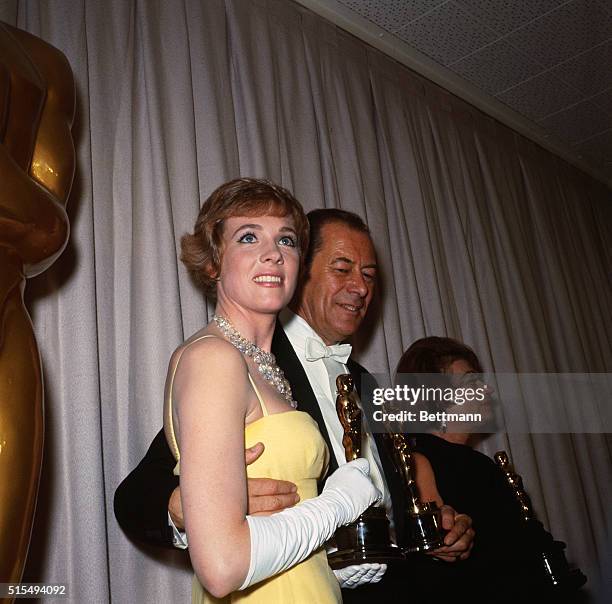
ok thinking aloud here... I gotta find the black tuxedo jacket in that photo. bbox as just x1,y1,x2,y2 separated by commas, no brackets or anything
113,323,407,547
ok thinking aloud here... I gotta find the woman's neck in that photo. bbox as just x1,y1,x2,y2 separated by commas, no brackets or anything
213,302,276,351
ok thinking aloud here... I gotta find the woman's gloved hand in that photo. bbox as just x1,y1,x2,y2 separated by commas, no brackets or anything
334,562,387,589
240,458,381,589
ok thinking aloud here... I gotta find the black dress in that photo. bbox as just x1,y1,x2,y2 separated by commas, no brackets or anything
412,433,581,603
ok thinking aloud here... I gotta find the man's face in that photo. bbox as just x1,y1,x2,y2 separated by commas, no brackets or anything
295,222,377,344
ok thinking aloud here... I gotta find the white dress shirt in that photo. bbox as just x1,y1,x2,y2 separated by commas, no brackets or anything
279,309,393,523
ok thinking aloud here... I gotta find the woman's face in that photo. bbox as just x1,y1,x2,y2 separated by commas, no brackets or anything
443,359,493,434
216,213,300,315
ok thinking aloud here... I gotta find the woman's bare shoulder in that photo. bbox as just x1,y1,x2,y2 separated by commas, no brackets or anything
170,329,246,381
169,330,251,417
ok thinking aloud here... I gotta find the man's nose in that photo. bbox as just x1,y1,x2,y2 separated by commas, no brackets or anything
347,271,368,297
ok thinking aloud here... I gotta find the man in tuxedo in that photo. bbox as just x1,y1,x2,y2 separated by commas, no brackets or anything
114,208,474,601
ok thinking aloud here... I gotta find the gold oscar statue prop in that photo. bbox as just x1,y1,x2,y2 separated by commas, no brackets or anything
495,452,586,593
328,375,404,569
0,21,75,595
388,433,445,553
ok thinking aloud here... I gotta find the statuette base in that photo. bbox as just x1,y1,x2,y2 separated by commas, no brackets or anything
328,506,406,569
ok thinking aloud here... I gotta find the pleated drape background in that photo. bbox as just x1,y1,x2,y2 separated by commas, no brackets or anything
1,1,610,602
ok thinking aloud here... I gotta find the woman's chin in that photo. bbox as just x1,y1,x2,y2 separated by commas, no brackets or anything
247,298,292,316
251,290,294,312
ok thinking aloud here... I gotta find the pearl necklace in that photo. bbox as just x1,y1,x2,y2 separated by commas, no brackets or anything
213,315,297,409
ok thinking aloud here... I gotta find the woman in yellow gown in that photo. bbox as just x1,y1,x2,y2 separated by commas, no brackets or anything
163,178,381,603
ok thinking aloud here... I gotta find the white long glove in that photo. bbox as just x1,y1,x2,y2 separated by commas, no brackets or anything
240,458,381,590
334,563,387,589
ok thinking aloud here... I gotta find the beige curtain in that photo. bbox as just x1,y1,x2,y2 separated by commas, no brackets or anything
1,1,610,602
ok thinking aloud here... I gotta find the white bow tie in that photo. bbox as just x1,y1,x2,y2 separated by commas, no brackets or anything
304,337,352,364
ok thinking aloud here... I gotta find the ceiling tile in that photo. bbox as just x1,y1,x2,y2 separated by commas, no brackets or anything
313,0,612,179
590,88,612,116
597,0,612,18
497,72,583,121
574,129,612,164
336,0,445,31
505,0,612,69
454,0,565,35
540,100,612,144
395,0,497,65
549,40,612,97
450,39,543,95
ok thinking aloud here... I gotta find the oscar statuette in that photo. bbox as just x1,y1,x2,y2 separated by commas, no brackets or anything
388,433,445,553
328,374,405,569
0,23,75,598
495,451,586,593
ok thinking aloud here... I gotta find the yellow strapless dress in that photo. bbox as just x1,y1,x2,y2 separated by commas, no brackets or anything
165,336,341,604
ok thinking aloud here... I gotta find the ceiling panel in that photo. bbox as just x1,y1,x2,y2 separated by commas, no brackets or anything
455,0,567,34
540,100,612,145
338,0,445,30
394,1,497,65
497,71,584,121
590,88,612,116
574,130,612,165
450,39,542,96
454,0,566,35
505,0,612,69
548,39,612,97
